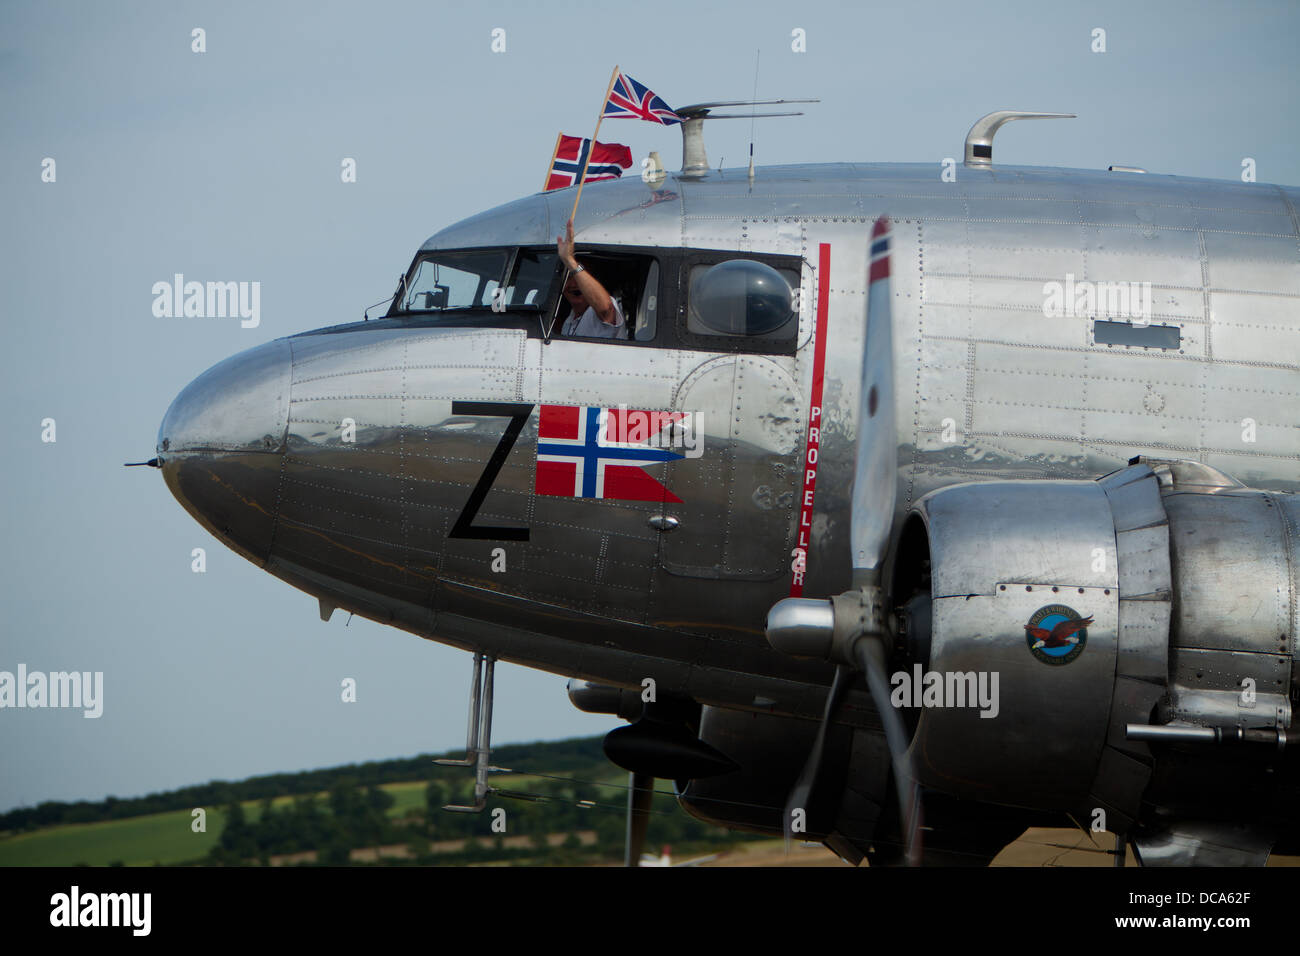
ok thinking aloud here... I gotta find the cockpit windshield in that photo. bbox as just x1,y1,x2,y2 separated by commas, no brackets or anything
400,249,511,312
395,248,561,315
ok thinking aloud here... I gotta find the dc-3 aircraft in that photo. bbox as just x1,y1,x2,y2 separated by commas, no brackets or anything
146,107,1300,866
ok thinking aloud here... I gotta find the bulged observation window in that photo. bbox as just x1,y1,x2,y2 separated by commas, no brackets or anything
687,260,797,337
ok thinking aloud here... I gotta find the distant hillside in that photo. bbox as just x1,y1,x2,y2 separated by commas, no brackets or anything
0,736,754,866
0,736,608,833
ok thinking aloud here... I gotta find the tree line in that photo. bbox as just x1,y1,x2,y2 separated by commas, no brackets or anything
208,772,751,866
0,737,605,832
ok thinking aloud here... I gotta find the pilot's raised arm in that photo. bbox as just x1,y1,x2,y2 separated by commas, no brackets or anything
557,218,625,338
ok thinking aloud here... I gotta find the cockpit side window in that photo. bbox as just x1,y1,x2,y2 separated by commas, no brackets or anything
549,252,659,343
505,249,560,309
634,260,660,341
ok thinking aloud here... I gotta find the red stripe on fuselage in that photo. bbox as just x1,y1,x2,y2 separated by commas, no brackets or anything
790,243,832,597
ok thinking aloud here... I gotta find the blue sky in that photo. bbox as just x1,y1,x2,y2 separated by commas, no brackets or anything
1,0,1297,812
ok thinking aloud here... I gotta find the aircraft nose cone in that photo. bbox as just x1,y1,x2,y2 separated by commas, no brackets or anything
157,338,291,567
159,339,291,456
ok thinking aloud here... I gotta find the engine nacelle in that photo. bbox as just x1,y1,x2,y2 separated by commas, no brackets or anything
892,459,1298,832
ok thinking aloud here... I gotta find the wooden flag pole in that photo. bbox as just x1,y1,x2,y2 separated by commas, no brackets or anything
542,132,564,191
570,64,620,223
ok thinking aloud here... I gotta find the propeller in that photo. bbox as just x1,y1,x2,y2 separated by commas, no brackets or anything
782,664,851,851
766,216,922,865
599,697,737,867
624,771,654,867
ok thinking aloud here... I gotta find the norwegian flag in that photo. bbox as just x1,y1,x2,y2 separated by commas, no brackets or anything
601,73,681,126
545,134,633,192
535,405,684,503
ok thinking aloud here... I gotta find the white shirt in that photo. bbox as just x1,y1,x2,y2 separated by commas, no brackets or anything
562,297,625,338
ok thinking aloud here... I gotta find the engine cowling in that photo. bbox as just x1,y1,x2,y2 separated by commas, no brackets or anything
891,459,1298,833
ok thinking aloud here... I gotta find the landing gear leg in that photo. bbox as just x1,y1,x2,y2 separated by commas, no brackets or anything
435,652,498,812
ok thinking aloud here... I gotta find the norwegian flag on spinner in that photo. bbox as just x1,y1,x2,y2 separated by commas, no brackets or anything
545,134,634,192
535,405,685,503
602,73,681,126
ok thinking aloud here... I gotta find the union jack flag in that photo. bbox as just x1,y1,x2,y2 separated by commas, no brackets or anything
545,134,633,192
602,73,681,126
535,405,684,502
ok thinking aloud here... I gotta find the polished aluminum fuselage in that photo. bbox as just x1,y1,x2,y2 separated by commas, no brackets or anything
159,162,1300,727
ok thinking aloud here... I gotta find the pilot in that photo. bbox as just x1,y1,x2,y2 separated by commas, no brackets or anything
557,218,625,338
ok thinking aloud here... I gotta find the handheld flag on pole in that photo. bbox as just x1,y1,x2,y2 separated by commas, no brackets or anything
543,134,633,192
570,66,623,222
602,73,682,126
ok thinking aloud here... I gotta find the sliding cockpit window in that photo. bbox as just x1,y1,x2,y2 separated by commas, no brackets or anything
504,248,561,310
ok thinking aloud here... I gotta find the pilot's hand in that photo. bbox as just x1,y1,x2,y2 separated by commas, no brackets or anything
557,219,578,270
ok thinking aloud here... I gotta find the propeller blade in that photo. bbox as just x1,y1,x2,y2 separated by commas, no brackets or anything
783,664,851,849
856,637,922,866
851,216,898,585
624,771,654,867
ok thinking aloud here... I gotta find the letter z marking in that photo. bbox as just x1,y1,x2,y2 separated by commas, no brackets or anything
449,401,534,541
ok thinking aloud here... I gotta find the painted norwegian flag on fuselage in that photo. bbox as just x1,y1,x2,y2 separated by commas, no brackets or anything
602,73,681,125
535,405,684,502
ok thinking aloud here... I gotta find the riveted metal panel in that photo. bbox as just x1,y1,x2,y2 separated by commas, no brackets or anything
539,340,682,410
1115,526,1172,599
1167,645,1291,725
723,356,801,576
963,198,1082,224
918,480,1118,596
1204,233,1300,294
1207,292,1300,368
912,584,1118,807
971,382,1085,440
1102,466,1172,685
1081,201,1201,231
1101,468,1166,529
658,354,800,579
1164,491,1292,652
1114,600,1171,683
1281,494,1300,666
1086,249,1205,288
659,356,736,578
969,299,1095,351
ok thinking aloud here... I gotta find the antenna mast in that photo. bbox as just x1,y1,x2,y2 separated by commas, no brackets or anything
674,98,817,179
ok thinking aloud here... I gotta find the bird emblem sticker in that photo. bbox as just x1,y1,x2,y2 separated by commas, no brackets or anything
1024,605,1092,665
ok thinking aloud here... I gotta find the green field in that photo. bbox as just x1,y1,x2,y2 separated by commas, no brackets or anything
0,806,227,866
0,789,354,866
0,772,625,866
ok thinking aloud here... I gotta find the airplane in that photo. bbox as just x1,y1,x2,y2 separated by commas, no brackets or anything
638,844,720,867
141,105,1300,867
